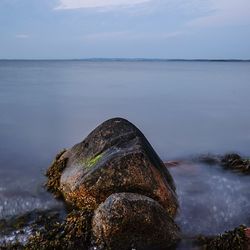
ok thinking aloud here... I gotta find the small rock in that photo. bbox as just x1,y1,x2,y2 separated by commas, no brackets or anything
92,193,180,250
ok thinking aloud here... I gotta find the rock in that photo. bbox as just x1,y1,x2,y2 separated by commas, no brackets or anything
198,154,221,165
193,153,250,174
197,225,248,250
245,228,250,249
92,192,180,250
221,154,250,173
164,160,182,168
47,118,178,217
246,228,250,238
45,118,180,249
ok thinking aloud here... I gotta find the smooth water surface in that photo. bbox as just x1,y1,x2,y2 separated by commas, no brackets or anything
0,60,250,236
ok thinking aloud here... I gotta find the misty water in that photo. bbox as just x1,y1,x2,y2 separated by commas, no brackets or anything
0,60,250,244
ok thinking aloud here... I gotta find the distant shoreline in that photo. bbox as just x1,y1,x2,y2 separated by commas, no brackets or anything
0,58,250,62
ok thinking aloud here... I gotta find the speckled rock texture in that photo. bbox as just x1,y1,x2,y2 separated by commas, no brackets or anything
92,192,180,250
45,117,179,249
49,117,178,217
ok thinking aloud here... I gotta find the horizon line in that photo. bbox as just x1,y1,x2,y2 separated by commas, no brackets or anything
0,58,250,62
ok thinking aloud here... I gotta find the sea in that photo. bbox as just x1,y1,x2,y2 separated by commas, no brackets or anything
0,60,250,241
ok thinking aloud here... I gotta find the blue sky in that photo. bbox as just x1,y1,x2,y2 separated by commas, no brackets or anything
0,0,249,59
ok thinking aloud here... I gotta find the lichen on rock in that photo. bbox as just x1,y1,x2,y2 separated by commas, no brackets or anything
84,153,104,170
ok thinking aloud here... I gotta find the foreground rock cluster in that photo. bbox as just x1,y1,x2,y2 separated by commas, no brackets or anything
1,118,250,250
44,118,180,249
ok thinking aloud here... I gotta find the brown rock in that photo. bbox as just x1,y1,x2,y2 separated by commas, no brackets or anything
246,228,250,249
49,118,178,217
92,192,180,250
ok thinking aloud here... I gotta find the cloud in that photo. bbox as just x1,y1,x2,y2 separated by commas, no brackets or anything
56,0,152,10
187,0,250,27
84,31,130,40
84,30,187,42
161,31,187,39
55,0,250,28
15,34,29,39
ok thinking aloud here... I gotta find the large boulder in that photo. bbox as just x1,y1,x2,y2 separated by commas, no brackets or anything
47,118,178,217
45,118,180,249
92,192,180,250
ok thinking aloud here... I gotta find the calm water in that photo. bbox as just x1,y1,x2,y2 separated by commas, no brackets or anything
0,60,250,239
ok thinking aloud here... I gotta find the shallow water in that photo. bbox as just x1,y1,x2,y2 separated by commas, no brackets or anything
0,60,250,241
170,163,250,236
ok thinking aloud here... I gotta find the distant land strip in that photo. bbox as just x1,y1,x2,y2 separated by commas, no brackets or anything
0,58,250,62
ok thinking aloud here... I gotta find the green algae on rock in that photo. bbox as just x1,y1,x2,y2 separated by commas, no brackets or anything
84,152,104,170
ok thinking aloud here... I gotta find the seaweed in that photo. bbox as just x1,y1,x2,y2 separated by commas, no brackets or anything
0,210,63,250
0,208,92,250
196,225,248,250
24,209,93,250
45,149,67,198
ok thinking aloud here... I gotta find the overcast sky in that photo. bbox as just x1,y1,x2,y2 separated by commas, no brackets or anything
0,0,249,59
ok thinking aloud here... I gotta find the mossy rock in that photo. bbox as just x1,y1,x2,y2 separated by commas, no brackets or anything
46,118,178,217
43,118,179,249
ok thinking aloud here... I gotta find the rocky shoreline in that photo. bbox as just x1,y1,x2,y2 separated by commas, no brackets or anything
1,118,250,250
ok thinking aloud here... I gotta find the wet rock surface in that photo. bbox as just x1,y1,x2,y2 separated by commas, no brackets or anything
92,192,180,250
52,118,177,217
42,118,179,249
221,154,250,173
198,153,250,174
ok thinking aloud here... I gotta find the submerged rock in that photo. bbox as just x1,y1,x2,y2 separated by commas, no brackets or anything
196,153,250,174
221,154,250,173
92,192,180,250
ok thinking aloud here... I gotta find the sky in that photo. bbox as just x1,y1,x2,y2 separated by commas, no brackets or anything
0,0,249,59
